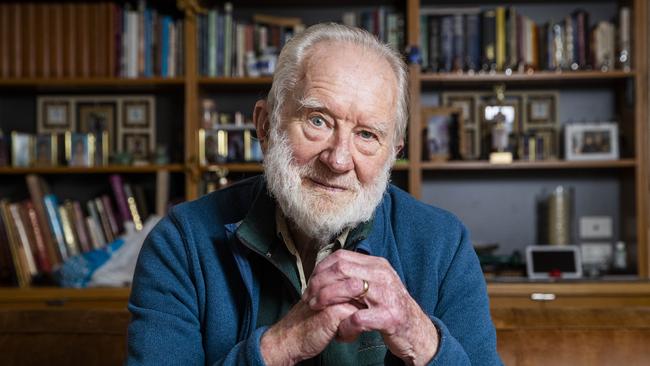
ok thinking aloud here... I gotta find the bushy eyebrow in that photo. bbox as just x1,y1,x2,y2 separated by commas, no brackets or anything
296,96,390,139
296,96,327,112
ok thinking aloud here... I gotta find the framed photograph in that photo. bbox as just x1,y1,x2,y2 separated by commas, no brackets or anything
527,95,556,125
447,95,476,127
480,101,519,155
34,134,58,166
11,132,33,167
38,97,74,132
526,245,583,280
77,102,116,151
122,98,154,128
123,133,150,161
199,129,228,165
565,123,619,161
421,107,464,161
66,132,93,167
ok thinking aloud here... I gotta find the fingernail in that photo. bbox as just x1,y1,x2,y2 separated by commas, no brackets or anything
309,297,317,307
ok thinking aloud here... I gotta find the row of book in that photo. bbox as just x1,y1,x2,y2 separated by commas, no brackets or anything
419,7,631,73
1,131,109,168
197,4,404,78
0,174,149,287
199,126,263,165
0,1,183,79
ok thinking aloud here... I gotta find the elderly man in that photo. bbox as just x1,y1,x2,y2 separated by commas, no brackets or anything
127,23,501,365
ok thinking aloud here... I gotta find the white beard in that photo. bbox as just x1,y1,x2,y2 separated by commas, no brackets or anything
263,126,394,244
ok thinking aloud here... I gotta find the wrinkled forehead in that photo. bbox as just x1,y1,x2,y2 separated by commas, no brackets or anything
288,41,398,120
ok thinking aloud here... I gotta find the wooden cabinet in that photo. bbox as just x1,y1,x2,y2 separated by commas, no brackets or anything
489,281,650,308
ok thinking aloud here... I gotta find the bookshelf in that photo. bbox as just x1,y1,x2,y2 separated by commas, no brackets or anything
0,0,648,309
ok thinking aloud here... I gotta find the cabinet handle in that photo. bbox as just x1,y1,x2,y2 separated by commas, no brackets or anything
530,293,556,301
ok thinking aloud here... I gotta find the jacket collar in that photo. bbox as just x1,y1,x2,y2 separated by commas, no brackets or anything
235,178,379,256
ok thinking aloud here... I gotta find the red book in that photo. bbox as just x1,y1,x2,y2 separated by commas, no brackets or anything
0,4,9,79
24,201,52,273
24,3,36,78
25,174,61,266
63,3,76,77
109,174,130,228
52,4,64,78
11,3,22,78
71,201,91,253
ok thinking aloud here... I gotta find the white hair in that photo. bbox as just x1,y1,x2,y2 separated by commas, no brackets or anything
266,22,409,145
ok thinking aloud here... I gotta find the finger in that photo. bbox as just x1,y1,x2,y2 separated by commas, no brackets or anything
308,277,369,310
312,249,374,275
304,260,374,302
337,308,391,341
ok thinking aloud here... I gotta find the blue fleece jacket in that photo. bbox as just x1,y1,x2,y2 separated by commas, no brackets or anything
127,176,502,365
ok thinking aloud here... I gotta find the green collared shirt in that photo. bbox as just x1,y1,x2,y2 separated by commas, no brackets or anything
236,191,384,365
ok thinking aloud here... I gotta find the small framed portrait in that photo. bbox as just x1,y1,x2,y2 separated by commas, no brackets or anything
66,132,93,167
565,123,619,161
527,95,557,125
447,95,476,127
480,102,519,155
77,102,116,151
34,134,58,166
122,98,154,128
37,97,74,132
123,133,150,161
422,107,464,161
11,132,33,167
199,129,228,165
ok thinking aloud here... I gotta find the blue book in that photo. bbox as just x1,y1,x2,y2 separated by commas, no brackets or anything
43,194,68,261
144,9,153,77
216,13,224,77
452,14,464,71
440,16,454,72
466,14,481,72
161,16,170,77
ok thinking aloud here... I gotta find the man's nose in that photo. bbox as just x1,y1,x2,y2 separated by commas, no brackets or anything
320,133,354,173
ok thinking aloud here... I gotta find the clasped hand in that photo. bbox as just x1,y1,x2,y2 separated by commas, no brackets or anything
260,250,438,366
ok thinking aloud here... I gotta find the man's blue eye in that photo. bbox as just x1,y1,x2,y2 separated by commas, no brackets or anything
359,130,375,140
309,116,325,127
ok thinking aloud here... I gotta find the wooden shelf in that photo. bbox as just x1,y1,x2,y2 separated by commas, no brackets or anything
420,70,634,85
201,161,411,173
420,159,637,171
0,77,185,87
198,76,273,86
0,287,130,309
201,163,264,173
0,164,185,175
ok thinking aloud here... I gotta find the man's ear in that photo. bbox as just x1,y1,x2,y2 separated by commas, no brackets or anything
395,139,404,158
253,100,270,152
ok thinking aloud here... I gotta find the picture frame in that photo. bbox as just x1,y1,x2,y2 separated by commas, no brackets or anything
37,97,74,133
446,95,476,127
421,107,464,161
122,133,151,161
480,101,520,156
565,123,619,161
34,133,58,167
526,245,583,280
122,98,154,128
11,132,33,167
76,101,117,153
527,95,557,125
66,132,94,167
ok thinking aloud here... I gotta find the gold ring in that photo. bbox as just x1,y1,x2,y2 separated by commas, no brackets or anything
357,279,369,299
